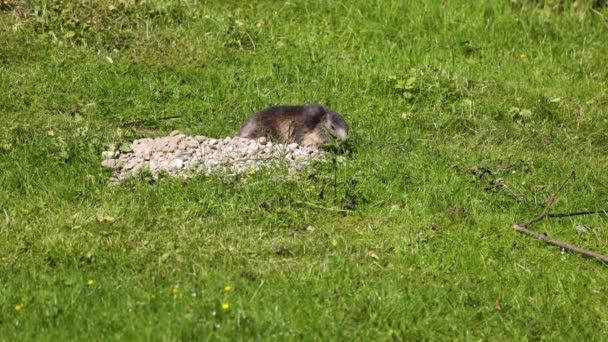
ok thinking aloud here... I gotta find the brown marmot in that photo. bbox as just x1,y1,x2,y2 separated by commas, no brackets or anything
237,104,348,148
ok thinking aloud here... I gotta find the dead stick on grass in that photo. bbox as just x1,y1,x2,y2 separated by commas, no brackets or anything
513,224,608,263
548,210,608,218
513,170,608,263
294,200,352,213
497,180,524,202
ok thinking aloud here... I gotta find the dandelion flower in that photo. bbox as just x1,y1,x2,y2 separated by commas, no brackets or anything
248,168,256,175
171,287,179,294
87,279,94,286
221,303,230,310
15,305,22,312
224,285,232,292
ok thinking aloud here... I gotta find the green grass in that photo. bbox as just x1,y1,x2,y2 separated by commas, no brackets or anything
2,0,608,340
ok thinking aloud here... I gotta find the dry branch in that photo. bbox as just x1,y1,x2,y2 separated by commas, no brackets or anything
548,209,608,218
513,224,608,263
497,179,524,202
513,170,608,263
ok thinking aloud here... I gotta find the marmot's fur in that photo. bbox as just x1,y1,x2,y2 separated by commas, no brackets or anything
237,104,348,148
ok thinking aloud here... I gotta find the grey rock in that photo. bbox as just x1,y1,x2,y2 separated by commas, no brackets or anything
175,151,192,160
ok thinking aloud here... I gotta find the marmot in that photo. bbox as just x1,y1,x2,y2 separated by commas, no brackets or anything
237,104,348,148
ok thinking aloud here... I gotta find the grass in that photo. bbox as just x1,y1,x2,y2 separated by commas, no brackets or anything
1,0,608,340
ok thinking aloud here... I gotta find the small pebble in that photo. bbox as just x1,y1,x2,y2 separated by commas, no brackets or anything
171,159,184,169
102,151,118,159
185,140,199,149
101,159,120,169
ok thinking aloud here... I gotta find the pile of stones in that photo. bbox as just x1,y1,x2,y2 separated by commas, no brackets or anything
101,130,322,184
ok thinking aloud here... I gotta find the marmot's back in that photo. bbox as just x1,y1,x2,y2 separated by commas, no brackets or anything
238,104,348,148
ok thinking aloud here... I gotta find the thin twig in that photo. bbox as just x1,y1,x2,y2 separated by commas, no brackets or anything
294,200,352,213
513,224,608,263
524,170,576,226
591,8,608,23
359,139,408,148
497,180,524,202
3,209,9,225
245,31,256,51
120,115,182,127
548,209,608,218
333,156,338,205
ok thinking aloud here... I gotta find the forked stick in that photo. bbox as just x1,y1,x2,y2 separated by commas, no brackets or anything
513,170,608,263
523,171,575,226
513,224,608,263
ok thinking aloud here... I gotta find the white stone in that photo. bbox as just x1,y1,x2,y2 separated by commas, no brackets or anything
102,151,118,159
171,159,184,169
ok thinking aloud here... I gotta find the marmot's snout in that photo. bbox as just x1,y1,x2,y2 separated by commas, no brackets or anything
324,111,349,141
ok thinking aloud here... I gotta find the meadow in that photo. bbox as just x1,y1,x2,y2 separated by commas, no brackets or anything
1,0,608,340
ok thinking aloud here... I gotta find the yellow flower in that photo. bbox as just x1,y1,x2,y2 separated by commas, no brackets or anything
221,303,230,310
248,168,256,175
87,279,94,286
224,285,232,292
519,54,528,63
171,287,179,294
151,293,157,299
15,305,22,312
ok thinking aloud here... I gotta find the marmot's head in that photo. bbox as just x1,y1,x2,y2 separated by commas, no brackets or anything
323,111,349,141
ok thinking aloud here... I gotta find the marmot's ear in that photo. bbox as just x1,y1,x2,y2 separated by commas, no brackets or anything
306,104,325,115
